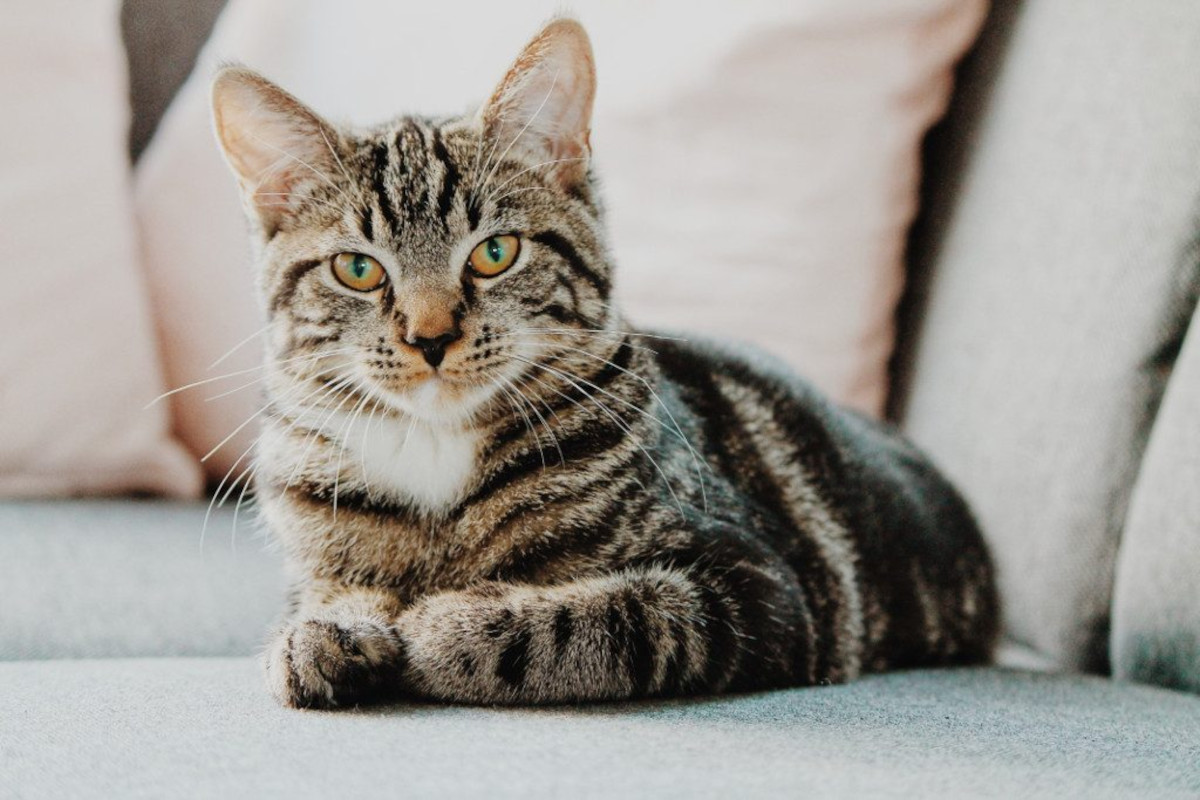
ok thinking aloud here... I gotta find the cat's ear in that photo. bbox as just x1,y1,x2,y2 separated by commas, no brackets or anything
479,18,596,190
211,66,342,231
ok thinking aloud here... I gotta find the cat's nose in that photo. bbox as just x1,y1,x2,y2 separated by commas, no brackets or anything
407,331,460,368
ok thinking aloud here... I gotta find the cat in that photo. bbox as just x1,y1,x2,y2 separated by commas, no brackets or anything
210,17,998,709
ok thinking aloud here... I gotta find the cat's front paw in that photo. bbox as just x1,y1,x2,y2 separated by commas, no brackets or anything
264,618,405,709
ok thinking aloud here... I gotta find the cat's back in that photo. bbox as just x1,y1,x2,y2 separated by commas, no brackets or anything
649,331,999,669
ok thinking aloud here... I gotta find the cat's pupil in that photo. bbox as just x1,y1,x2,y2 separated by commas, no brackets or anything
352,256,369,278
486,239,503,263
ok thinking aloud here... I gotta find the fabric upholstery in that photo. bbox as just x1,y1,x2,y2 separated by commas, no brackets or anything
0,500,283,660
896,0,1200,671
1111,296,1200,693
0,0,200,498
133,0,985,481
1,659,1197,798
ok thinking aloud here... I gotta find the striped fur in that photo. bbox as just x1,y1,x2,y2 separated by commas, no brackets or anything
212,19,998,710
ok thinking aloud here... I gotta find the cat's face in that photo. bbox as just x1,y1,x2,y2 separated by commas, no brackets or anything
212,20,609,426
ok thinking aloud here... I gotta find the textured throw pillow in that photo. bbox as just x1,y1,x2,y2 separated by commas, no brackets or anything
899,0,1200,671
135,0,985,482
0,0,200,497
1111,295,1200,694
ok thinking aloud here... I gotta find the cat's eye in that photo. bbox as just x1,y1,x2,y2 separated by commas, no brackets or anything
467,235,521,278
332,253,386,292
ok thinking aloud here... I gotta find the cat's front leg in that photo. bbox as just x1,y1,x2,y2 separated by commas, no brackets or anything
264,584,407,709
392,561,811,705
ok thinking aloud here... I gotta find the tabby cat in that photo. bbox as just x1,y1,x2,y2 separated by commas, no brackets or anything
210,18,998,709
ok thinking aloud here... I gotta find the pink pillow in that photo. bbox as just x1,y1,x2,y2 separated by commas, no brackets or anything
136,0,985,482
0,0,201,497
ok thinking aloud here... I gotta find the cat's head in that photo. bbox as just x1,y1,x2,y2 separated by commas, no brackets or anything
211,19,612,426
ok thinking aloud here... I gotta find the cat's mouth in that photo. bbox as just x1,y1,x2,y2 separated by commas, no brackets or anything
363,370,501,426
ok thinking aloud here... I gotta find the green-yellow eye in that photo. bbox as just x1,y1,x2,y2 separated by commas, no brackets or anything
332,253,386,291
468,235,521,277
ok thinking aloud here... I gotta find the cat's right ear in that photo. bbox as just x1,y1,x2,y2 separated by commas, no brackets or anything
211,66,342,233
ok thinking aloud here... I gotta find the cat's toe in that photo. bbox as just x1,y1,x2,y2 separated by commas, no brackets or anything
264,619,402,709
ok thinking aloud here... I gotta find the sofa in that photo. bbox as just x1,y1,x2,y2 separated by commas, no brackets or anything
3,1,1199,797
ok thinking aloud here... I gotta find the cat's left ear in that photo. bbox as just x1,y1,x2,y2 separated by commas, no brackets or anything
211,66,343,232
479,18,596,190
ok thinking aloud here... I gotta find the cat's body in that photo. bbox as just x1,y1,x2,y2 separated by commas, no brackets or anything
212,19,997,709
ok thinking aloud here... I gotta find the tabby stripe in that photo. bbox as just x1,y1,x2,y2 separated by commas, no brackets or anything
698,581,740,689
398,121,429,217
661,618,692,691
371,141,400,237
430,126,460,224
495,624,532,686
583,338,634,389
277,481,429,530
653,348,841,681
358,203,374,242
527,302,578,326
270,259,324,312
553,606,574,654
553,269,581,313
380,283,396,316
534,338,636,420
622,593,657,695
531,231,610,296
465,403,635,510
488,478,641,580
283,630,302,702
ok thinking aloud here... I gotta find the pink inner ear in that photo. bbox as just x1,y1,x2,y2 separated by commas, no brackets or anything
480,20,596,182
213,70,339,223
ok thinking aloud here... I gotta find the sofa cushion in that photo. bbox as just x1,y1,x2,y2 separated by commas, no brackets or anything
1111,295,1200,693
1,660,1197,797
895,1,1200,671
0,0,201,499
0,500,282,660
134,0,986,484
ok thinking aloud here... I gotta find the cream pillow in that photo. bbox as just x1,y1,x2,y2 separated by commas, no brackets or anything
136,0,985,482
0,0,201,497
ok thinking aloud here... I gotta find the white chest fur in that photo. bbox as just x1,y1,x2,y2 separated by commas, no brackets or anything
327,409,479,511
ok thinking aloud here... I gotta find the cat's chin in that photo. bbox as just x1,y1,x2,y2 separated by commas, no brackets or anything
375,375,497,427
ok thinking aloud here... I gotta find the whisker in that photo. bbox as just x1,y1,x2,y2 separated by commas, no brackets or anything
475,69,561,202
333,389,373,520
283,377,361,492
204,348,342,402
482,155,586,208
509,354,686,518
498,328,688,343
209,323,273,370
504,372,564,467
358,395,386,502
492,376,545,470
522,339,710,512
253,194,350,216
487,185,558,207
201,368,355,464
146,347,356,408
317,125,354,185
243,128,351,204
200,371,329,550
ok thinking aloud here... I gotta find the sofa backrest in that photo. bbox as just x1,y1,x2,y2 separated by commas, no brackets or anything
893,0,1200,678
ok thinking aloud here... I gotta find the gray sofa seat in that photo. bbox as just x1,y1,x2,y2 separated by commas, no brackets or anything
3,500,1199,797
0,500,283,660
3,659,1198,799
